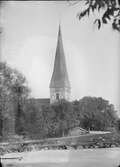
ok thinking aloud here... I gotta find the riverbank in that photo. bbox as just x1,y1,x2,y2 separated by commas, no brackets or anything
1,131,120,155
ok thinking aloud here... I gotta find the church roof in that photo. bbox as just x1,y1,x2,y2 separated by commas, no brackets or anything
49,25,70,89
27,98,50,107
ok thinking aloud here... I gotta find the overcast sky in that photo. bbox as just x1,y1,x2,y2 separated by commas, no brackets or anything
0,1,120,114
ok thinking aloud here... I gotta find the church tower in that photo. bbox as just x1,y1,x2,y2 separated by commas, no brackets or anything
49,25,71,103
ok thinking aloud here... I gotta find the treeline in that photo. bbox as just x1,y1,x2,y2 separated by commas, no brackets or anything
17,97,119,139
0,62,120,140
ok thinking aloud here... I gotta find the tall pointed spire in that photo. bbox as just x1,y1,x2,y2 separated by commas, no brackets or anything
49,25,71,103
0,27,3,62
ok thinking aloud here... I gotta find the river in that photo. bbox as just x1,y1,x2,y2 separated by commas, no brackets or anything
2,147,120,167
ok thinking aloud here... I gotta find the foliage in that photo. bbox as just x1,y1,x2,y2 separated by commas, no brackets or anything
68,0,120,32
73,97,118,131
40,100,79,137
0,62,30,135
49,100,79,137
20,100,79,139
21,97,118,139
116,118,120,132
22,101,47,139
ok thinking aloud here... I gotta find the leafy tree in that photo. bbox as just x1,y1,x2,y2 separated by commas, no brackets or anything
116,118,120,132
0,62,30,136
40,100,80,138
41,104,56,138
49,100,79,137
22,101,48,139
73,97,118,131
68,0,120,32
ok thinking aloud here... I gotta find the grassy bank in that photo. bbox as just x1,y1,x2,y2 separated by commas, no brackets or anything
0,132,120,154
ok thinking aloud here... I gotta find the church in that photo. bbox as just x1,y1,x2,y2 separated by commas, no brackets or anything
49,24,71,103
30,25,71,106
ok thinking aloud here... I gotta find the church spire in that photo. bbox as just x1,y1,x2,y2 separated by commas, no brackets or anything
49,25,71,103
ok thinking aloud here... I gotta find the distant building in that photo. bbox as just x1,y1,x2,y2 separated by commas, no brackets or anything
49,25,71,103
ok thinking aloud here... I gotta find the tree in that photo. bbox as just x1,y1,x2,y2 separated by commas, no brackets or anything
49,100,79,137
0,62,30,136
73,96,118,131
41,104,56,138
116,118,120,132
22,100,48,139
68,0,120,32
40,100,80,138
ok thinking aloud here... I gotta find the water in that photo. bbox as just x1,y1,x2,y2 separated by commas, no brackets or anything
2,148,120,167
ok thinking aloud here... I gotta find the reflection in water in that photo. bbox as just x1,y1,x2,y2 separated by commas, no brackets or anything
2,148,120,167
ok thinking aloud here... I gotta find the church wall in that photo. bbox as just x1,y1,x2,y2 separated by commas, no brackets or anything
50,87,70,103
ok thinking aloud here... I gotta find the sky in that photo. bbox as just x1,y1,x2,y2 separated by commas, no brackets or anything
0,1,120,114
